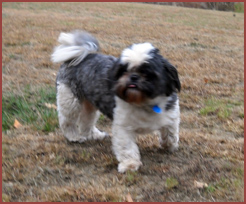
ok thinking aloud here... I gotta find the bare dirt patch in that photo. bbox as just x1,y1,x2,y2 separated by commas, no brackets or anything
2,2,244,202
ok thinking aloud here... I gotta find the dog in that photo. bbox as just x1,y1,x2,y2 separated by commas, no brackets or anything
51,30,181,173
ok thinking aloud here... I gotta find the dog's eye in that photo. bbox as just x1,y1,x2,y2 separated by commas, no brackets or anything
139,68,158,80
119,66,127,75
115,64,128,79
139,69,148,76
139,68,152,77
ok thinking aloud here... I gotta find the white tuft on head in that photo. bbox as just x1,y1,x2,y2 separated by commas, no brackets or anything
120,43,155,69
51,30,99,67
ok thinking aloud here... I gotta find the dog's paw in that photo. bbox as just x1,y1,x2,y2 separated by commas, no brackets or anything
90,127,109,140
66,136,87,143
118,159,142,173
159,141,179,153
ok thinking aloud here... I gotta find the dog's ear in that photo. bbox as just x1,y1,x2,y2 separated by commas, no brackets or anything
163,61,181,96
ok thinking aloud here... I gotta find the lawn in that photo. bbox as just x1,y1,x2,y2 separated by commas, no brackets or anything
2,2,244,202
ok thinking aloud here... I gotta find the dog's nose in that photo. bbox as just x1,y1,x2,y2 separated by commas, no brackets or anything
130,74,139,82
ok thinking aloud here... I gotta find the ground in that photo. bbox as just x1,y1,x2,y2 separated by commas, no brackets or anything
2,2,244,202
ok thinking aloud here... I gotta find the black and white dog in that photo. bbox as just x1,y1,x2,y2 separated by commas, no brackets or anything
51,30,181,173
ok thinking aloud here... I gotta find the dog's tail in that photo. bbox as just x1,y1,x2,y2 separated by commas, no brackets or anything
51,30,99,67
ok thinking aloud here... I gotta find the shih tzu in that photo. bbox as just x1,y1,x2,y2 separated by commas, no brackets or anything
51,30,181,173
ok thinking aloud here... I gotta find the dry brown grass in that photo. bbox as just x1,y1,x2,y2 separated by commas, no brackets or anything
2,2,244,202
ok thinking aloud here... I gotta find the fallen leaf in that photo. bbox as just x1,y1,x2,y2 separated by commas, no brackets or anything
126,193,133,202
14,119,22,129
194,180,208,189
44,103,57,110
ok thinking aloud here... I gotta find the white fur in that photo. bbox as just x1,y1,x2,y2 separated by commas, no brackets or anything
51,32,98,66
120,43,155,69
58,32,76,45
56,82,108,142
54,31,180,173
57,81,180,173
112,96,180,173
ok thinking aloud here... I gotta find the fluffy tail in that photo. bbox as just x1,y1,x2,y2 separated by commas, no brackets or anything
51,30,99,67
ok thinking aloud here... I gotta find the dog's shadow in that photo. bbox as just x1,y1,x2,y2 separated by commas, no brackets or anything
64,135,183,175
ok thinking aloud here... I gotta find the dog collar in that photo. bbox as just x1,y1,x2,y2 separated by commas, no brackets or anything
152,105,162,114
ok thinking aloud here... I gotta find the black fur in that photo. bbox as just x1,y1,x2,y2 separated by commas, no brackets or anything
162,60,181,96
165,93,178,111
56,53,117,119
56,46,181,119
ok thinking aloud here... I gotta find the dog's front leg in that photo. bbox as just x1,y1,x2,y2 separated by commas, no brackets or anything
112,124,142,173
159,126,179,153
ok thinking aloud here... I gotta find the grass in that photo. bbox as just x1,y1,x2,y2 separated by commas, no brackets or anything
206,185,216,193
2,86,58,132
124,171,140,186
2,2,244,202
200,98,231,119
206,172,244,200
200,97,244,120
234,2,244,13
165,177,179,190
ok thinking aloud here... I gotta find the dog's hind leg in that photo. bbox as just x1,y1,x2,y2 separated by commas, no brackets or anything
57,83,87,143
57,83,108,142
78,100,108,140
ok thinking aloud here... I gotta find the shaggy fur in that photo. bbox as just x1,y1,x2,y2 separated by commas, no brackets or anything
52,30,181,173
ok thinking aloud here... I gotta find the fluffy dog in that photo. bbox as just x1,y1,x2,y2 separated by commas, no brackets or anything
51,30,181,173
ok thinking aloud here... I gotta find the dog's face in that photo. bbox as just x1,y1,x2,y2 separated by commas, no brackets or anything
112,43,181,104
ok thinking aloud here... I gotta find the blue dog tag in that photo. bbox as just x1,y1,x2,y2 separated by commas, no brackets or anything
152,105,162,114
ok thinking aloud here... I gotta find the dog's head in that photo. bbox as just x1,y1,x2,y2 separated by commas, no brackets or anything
112,43,181,104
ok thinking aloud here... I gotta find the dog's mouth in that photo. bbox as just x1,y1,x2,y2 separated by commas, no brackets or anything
115,81,147,104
